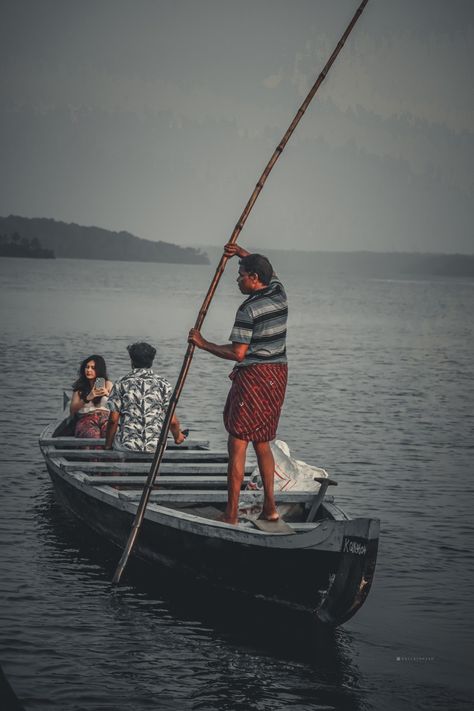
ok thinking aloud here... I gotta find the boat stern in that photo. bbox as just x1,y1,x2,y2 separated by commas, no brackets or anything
315,517,380,626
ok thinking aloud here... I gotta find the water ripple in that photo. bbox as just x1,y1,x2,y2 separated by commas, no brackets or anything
1,260,473,710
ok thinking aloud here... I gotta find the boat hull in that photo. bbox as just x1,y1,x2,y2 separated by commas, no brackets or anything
46,458,379,625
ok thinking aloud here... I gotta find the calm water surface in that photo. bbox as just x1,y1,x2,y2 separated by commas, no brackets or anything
0,257,473,710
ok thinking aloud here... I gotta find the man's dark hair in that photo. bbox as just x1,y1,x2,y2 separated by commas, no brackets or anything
239,253,273,286
127,342,156,368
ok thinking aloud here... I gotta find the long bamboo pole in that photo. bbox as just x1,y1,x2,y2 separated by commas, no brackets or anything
112,0,370,585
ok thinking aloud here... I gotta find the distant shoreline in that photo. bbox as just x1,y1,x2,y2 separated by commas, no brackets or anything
201,245,474,278
0,250,55,259
2,252,473,281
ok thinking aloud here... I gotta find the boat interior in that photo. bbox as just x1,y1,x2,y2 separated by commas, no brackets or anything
42,419,339,531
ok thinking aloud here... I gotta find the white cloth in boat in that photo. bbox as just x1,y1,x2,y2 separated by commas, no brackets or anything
238,439,328,520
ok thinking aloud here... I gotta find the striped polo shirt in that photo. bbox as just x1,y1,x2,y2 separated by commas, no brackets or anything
230,277,288,367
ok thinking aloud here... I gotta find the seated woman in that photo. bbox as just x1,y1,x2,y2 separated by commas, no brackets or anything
70,355,113,439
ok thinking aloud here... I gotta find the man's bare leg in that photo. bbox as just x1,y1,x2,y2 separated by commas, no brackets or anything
253,441,279,521
220,434,248,524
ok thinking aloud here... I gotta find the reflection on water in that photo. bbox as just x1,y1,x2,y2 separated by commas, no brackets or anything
33,490,365,711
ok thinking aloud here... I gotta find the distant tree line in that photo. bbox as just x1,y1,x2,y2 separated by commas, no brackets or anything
0,232,55,259
0,216,209,264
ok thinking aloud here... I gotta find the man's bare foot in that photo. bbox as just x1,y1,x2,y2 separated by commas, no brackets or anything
260,509,280,522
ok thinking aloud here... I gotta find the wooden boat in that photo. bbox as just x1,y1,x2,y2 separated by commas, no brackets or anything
39,407,380,626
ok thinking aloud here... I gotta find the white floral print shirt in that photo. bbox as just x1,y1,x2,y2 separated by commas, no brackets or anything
107,368,172,452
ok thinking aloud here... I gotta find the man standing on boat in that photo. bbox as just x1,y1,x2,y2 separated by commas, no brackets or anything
188,243,288,524
105,342,187,451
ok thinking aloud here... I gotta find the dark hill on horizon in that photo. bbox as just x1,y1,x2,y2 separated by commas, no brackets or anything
0,215,209,264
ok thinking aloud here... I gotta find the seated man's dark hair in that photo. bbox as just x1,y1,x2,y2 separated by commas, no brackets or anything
127,342,156,368
239,253,273,286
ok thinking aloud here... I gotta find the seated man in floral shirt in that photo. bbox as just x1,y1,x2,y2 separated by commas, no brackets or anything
105,342,186,451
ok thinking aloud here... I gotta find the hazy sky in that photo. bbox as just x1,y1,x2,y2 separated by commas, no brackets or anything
1,0,473,253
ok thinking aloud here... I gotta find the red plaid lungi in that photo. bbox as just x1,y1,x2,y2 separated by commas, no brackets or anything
223,363,288,442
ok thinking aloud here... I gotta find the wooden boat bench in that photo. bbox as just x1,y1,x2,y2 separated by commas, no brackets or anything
46,448,230,462
41,436,211,450
82,475,245,488
68,462,254,475
116,489,321,505
111,476,337,521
